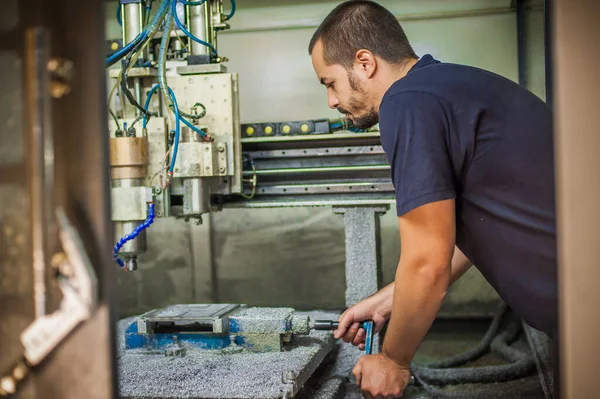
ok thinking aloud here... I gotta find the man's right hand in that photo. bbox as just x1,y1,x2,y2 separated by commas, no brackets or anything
334,284,394,350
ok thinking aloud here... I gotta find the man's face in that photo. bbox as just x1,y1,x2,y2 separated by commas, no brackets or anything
311,41,378,129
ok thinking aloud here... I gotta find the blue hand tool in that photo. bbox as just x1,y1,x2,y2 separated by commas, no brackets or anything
312,319,375,354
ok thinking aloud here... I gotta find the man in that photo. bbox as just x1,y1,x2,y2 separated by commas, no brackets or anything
308,1,557,398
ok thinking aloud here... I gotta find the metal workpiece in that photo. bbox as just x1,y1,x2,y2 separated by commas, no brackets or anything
109,136,149,179
136,304,242,335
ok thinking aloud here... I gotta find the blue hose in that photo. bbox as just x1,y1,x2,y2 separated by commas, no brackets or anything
226,0,236,20
180,116,208,137
143,84,162,128
117,5,122,26
171,0,217,55
113,203,155,268
106,0,170,67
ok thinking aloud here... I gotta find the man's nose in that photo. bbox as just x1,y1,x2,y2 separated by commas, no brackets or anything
328,94,339,110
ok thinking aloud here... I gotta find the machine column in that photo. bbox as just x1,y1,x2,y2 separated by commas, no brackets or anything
333,205,388,355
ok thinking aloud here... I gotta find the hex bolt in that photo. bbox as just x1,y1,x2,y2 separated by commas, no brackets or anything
282,371,296,384
47,57,74,99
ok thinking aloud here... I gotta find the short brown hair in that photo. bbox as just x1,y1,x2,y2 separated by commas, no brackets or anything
308,0,417,68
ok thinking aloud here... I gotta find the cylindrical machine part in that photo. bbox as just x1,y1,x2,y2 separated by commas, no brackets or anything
114,220,148,258
183,178,211,216
188,2,212,57
122,2,144,46
110,133,150,272
109,136,149,179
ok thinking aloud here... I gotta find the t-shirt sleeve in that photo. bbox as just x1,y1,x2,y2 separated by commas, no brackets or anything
379,91,457,216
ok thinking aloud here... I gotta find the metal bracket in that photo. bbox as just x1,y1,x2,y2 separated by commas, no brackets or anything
0,209,98,396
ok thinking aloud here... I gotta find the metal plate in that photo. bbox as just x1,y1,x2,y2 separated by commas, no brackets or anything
176,63,228,75
142,303,242,322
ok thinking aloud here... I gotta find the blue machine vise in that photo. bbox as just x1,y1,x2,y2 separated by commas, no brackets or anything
124,304,311,353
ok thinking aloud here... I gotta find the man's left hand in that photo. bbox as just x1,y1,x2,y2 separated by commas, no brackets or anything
352,353,411,399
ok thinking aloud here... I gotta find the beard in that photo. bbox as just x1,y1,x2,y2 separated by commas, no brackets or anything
338,72,379,130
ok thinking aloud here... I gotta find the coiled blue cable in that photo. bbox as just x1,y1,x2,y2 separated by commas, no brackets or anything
172,0,218,55
113,203,155,268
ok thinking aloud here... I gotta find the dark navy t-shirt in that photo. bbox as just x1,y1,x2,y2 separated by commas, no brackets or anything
379,54,557,336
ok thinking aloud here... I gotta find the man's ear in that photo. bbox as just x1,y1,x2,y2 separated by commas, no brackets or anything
355,49,377,79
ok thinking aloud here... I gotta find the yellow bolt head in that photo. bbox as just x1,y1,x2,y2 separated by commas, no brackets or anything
265,126,273,135
246,126,255,136
301,123,310,132
282,125,291,134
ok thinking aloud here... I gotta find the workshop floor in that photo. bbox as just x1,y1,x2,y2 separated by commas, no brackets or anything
302,318,546,399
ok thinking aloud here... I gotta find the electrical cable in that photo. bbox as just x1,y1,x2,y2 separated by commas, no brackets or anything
171,0,218,55
240,155,257,199
113,203,155,268
225,0,236,20
109,108,120,129
409,304,537,396
167,87,181,175
120,57,149,116
117,4,122,27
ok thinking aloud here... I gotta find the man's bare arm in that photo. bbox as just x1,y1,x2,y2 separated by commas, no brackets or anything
381,199,455,367
450,246,472,285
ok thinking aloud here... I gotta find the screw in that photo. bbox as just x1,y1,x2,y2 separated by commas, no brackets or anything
282,371,296,384
205,147,210,152
0,376,16,394
47,57,74,99
218,145,225,153
219,166,225,173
